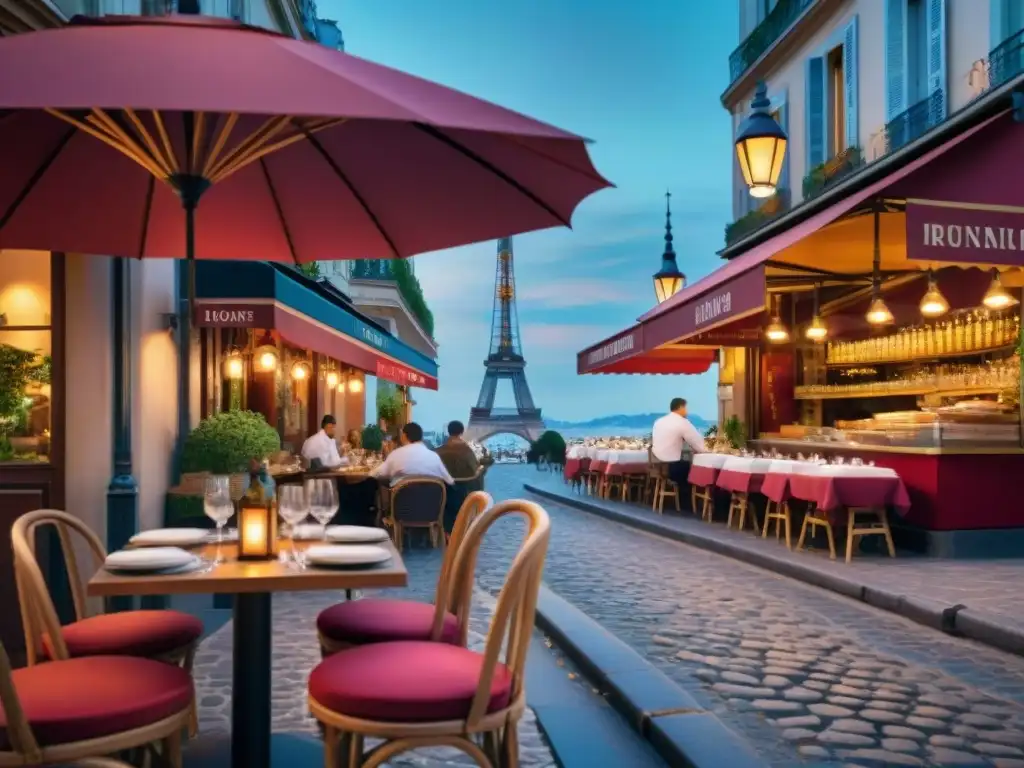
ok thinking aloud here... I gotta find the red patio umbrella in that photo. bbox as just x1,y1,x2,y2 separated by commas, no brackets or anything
0,14,611,265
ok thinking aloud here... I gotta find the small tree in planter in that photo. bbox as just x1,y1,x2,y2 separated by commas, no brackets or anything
181,410,281,475
361,424,385,452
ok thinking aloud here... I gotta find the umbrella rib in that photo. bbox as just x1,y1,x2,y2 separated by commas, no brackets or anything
412,123,570,228
259,159,301,265
0,126,76,232
138,175,155,259
302,131,401,258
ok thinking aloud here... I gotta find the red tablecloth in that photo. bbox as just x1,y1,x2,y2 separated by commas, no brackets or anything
760,473,789,503
605,461,648,475
716,469,765,494
688,465,719,488
591,459,608,473
787,474,911,513
564,458,581,479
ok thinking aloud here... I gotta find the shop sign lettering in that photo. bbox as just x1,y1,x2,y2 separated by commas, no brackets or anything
694,291,732,328
586,333,636,366
922,223,1024,252
360,326,388,351
907,202,1024,265
376,360,427,387
195,304,270,327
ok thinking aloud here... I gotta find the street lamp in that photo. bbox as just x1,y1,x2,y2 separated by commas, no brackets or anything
735,81,788,199
653,191,686,304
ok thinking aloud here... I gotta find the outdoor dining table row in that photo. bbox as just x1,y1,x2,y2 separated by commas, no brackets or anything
688,453,910,562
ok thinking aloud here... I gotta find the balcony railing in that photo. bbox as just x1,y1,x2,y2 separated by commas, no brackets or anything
725,188,791,246
990,27,1024,90
802,145,863,202
728,0,815,84
349,259,395,281
882,89,945,155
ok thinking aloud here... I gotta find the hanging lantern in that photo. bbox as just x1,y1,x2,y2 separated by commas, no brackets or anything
735,81,788,199
919,270,949,318
326,370,339,389
291,360,311,380
866,209,893,326
764,295,789,343
805,285,827,341
982,269,1018,310
224,347,244,379
348,377,364,394
866,294,894,325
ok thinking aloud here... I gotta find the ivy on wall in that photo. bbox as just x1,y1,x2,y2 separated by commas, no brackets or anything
296,262,321,280
390,259,435,338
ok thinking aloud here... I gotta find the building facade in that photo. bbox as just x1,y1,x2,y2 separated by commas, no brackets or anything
726,0,1023,246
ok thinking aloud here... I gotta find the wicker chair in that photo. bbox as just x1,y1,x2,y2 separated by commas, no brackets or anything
445,467,486,536
317,491,492,657
382,476,448,550
309,499,551,768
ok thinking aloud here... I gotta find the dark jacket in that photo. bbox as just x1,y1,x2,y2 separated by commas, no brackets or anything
435,439,481,485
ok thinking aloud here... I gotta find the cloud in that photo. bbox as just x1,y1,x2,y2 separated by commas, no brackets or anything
517,279,626,308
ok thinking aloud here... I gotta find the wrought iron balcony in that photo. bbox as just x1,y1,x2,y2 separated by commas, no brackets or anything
989,27,1024,90
729,0,816,84
349,259,395,281
883,89,945,155
802,145,863,201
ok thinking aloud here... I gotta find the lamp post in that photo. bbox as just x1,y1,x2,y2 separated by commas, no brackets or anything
653,191,686,304
735,81,788,199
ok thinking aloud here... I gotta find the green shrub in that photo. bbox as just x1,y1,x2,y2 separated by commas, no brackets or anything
533,430,567,463
0,344,37,429
181,410,280,474
361,424,385,451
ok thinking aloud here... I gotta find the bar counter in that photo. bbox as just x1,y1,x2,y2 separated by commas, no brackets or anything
750,437,1024,532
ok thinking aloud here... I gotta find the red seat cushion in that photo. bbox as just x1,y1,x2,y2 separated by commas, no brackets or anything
316,599,459,646
42,610,203,660
0,656,193,748
309,641,513,722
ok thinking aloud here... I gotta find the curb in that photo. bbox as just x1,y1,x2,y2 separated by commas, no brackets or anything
534,586,769,768
524,482,1024,658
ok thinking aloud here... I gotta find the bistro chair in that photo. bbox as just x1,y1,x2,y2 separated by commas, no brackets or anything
445,467,486,539
382,477,448,550
650,461,680,515
762,500,794,549
317,491,493,657
11,509,203,733
0,639,193,768
308,499,551,768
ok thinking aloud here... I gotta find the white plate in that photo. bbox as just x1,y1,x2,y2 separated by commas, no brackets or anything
325,525,390,543
105,547,196,572
130,528,209,548
304,544,391,567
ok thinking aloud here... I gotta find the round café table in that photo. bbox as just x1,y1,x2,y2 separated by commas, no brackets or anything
88,539,408,768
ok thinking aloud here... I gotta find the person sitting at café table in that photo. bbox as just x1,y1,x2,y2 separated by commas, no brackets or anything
342,427,362,452
301,414,381,526
651,397,706,510
435,420,481,489
301,414,348,469
371,422,454,486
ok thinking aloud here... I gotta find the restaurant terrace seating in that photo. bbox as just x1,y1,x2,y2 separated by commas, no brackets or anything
445,467,487,536
317,491,492,656
11,509,203,734
308,498,551,768
383,476,448,550
0,641,193,767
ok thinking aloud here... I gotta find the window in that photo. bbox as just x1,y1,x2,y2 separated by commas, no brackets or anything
885,0,946,121
0,252,52,463
906,0,929,105
827,45,846,155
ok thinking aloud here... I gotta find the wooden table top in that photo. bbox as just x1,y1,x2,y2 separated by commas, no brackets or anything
87,540,407,598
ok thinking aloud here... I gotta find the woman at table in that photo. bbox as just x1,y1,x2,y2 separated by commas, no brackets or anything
302,415,377,526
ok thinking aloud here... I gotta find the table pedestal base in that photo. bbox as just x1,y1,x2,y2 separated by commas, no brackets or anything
233,592,272,768
184,732,323,767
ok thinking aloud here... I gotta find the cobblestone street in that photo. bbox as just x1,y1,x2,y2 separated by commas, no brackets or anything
477,466,1024,768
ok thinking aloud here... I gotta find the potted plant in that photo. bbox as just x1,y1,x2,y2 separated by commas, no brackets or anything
0,345,45,457
361,423,385,452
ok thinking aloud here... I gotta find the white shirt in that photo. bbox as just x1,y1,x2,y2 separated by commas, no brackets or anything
651,412,706,463
371,441,454,486
301,430,348,469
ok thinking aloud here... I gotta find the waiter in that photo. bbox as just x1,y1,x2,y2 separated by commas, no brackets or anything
301,415,377,526
651,397,706,510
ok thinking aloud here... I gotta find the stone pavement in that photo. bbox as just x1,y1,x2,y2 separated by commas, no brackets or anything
189,546,556,767
472,465,1024,768
524,469,1024,655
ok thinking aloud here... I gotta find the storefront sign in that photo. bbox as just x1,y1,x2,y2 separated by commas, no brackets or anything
358,323,389,352
759,351,796,434
194,303,274,327
376,359,435,388
644,265,766,350
579,327,642,373
906,202,1024,266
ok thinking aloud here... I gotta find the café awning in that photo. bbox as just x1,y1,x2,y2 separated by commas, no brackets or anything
577,325,717,375
195,262,439,390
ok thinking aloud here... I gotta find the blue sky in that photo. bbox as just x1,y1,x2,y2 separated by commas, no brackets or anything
320,0,738,428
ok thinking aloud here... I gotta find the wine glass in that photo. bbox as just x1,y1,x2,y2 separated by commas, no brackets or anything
306,478,339,541
278,485,309,565
203,476,234,563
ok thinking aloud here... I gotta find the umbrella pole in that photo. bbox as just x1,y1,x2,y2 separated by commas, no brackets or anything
174,176,206,477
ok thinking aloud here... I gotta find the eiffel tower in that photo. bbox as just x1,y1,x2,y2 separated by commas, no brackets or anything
465,237,545,444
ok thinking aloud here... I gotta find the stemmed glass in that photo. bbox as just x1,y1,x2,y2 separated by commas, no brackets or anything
278,485,309,566
306,478,339,541
203,476,234,564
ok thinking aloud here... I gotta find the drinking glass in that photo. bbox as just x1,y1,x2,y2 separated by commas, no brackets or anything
203,475,234,563
306,478,339,540
278,485,309,564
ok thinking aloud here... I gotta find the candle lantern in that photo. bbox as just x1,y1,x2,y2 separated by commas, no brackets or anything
237,463,278,561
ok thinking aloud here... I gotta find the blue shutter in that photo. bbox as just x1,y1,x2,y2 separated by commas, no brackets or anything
927,0,947,116
805,57,825,168
885,0,907,120
843,16,859,149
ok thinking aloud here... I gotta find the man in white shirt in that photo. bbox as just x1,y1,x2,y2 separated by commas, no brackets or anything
371,422,455,486
301,415,349,469
651,397,706,511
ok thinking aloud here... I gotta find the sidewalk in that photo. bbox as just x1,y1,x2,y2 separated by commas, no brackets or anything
523,472,1024,658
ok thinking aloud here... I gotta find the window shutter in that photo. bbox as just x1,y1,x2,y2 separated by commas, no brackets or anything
927,0,948,117
805,57,826,168
843,16,860,148
885,0,907,120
